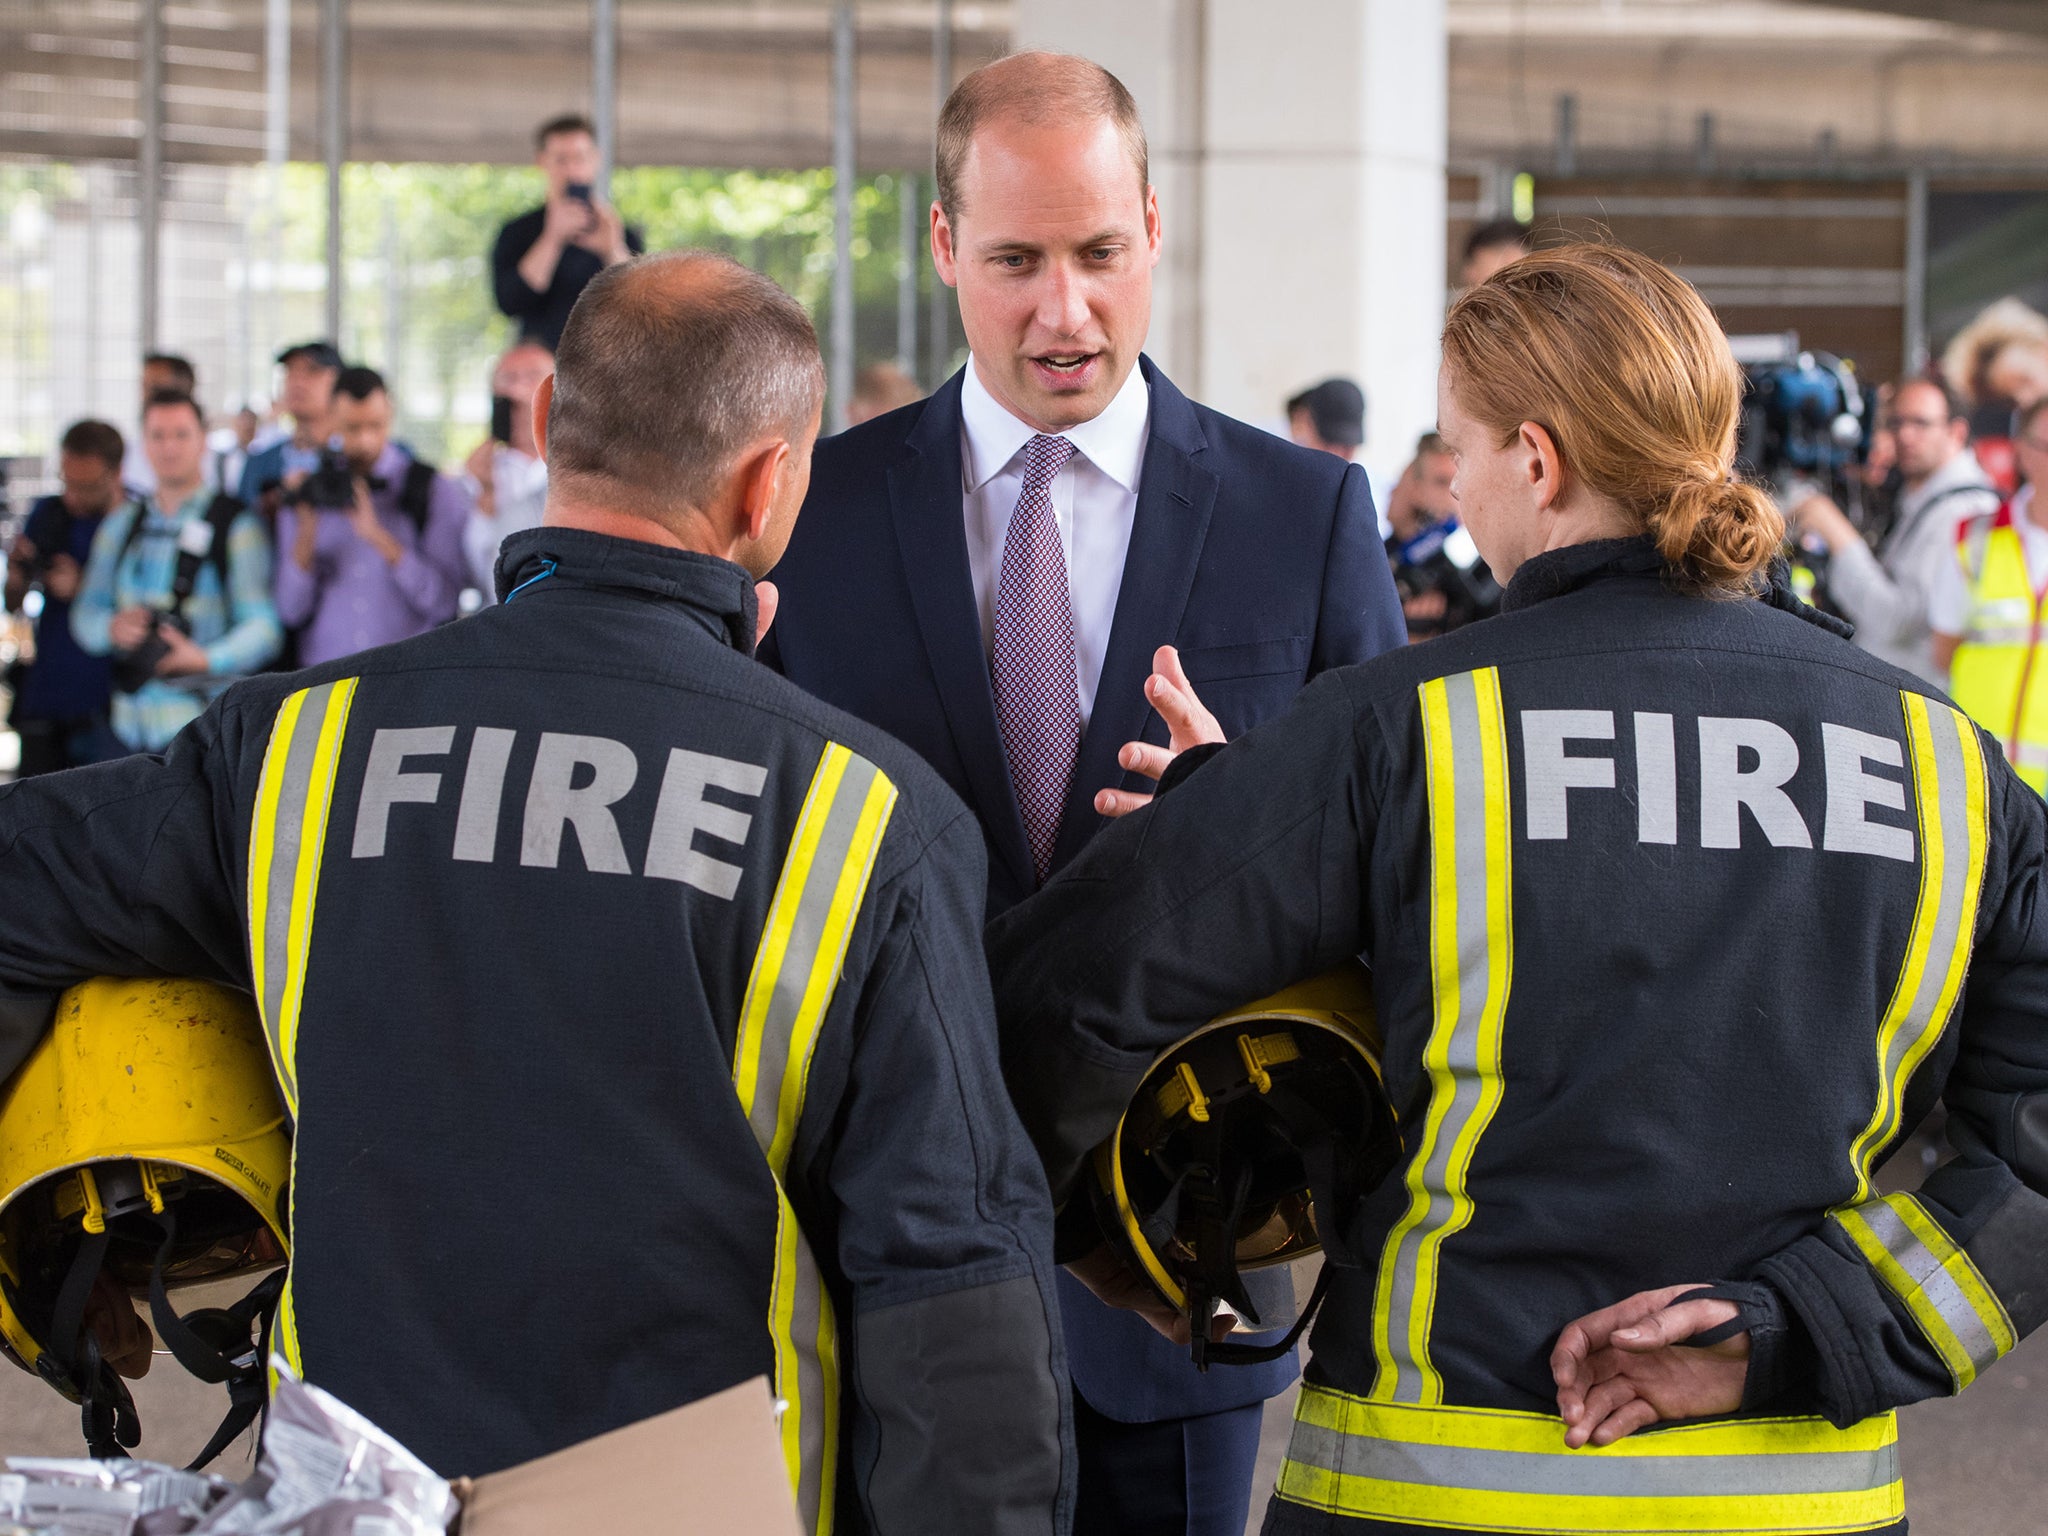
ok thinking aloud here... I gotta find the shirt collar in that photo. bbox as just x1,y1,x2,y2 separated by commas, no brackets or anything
147,486,211,521
959,356,1150,494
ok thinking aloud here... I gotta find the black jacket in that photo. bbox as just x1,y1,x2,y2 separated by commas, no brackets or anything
989,538,2048,1533
0,529,1068,1536
490,207,645,349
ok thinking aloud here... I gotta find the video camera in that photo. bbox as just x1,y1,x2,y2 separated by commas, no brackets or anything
1389,519,1502,639
1732,334,1870,501
1731,333,1872,613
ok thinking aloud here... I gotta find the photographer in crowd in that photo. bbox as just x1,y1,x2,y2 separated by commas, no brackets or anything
72,391,280,753
462,338,552,597
1789,376,1999,682
3,420,125,773
238,340,342,510
1285,376,1365,461
277,367,470,665
492,114,643,351
1385,430,1501,638
122,353,201,497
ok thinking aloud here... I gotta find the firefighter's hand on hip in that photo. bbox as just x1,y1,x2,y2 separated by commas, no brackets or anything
1095,645,1225,820
1549,1284,1749,1448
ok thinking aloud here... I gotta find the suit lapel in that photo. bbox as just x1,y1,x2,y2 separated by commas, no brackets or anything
888,373,1036,895
1051,359,1218,874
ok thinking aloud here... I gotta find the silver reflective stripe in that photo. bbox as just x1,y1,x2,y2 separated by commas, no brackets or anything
1860,703,1978,1180
1375,669,1512,1403
744,753,883,1158
258,680,345,1105
1854,1200,2005,1379
787,1216,829,1528
1960,625,2036,648
1284,1418,1900,1498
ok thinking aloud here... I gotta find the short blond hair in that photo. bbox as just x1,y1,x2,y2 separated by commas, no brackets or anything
1441,243,1782,599
935,51,1148,223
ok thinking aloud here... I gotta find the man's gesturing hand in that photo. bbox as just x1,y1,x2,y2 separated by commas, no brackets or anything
1094,645,1226,819
1551,1285,1749,1448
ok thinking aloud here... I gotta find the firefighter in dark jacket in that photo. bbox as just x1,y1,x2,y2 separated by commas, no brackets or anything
0,253,1068,1536
987,245,2048,1536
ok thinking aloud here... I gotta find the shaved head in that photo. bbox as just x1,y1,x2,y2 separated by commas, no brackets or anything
936,51,1148,223
546,251,824,518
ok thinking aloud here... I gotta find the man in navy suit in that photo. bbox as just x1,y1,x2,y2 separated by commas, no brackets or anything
764,51,1404,1536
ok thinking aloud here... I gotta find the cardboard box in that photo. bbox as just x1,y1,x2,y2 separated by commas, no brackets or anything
453,1377,801,1535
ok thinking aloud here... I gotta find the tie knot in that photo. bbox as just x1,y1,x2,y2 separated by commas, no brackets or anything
1022,433,1077,488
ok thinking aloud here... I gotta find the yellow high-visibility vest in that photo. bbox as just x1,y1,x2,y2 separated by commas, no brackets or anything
1949,503,2048,793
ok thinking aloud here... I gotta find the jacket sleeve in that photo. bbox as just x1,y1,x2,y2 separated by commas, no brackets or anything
0,700,254,1079
1827,490,1998,653
202,511,282,677
492,218,543,322
1312,461,1407,671
68,507,131,657
272,506,319,630
388,473,471,624
1755,754,2048,1425
806,805,1069,1536
986,668,1375,1204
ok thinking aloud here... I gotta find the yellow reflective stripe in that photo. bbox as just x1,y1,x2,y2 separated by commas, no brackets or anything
734,747,848,1127
766,767,897,1174
1834,1193,2015,1391
1371,668,1513,1404
1276,1386,1903,1534
1845,695,1987,1204
733,742,897,1536
247,679,357,1389
246,678,359,1117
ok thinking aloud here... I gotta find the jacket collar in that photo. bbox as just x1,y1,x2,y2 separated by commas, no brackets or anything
494,526,760,655
1500,532,1853,639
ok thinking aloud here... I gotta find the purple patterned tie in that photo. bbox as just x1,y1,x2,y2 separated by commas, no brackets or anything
992,433,1082,886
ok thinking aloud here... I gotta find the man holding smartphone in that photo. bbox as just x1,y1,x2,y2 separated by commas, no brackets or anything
491,114,644,350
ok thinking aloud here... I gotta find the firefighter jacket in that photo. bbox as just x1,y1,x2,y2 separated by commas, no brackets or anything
987,536,2048,1536
1947,500,2048,792
0,529,1070,1536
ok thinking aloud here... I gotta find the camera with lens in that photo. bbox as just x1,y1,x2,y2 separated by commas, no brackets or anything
1731,333,1872,614
1390,519,1502,640
109,512,222,693
110,610,188,694
292,447,358,513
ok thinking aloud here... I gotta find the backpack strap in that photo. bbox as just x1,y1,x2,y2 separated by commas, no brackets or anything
397,458,438,535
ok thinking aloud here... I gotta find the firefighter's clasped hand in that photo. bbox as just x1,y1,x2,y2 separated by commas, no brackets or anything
1550,1284,1751,1448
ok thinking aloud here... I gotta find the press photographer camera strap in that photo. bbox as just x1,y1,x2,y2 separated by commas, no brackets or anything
117,493,243,624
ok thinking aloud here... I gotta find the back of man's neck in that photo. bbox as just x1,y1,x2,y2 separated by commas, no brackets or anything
542,499,723,560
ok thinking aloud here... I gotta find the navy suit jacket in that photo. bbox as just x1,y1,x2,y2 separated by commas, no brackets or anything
763,357,1404,1419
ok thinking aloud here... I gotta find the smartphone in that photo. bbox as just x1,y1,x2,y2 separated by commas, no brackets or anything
490,395,515,445
565,181,593,205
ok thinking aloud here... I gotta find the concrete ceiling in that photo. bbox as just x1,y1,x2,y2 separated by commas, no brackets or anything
1784,1,2048,39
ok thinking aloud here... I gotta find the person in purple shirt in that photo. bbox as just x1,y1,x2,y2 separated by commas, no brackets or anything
275,366,471,666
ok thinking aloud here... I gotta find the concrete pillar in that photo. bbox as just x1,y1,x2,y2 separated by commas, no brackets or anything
1012,0,1447,480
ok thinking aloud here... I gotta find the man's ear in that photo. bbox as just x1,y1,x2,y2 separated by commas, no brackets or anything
738,438,796,544
931,202,960,288
532,374,555,462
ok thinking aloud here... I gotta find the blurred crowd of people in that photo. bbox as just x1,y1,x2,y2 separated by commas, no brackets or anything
2,332,555,774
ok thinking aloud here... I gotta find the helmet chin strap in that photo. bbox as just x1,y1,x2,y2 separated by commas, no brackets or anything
39,1225,142,1459
139,1205,285,1470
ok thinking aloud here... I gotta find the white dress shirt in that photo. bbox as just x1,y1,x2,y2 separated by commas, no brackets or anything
959,356,1150,726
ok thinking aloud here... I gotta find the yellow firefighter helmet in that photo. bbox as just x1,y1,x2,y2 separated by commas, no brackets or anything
1088,966,1399,1367
0,977,290,1463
